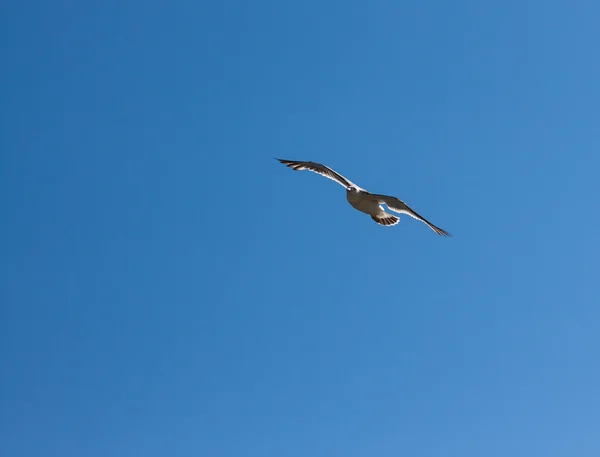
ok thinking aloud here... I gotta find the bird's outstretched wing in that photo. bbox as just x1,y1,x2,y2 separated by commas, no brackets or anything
367,193,451,237
276,159,357,188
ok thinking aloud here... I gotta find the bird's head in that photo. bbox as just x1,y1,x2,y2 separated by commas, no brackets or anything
346,185,358,193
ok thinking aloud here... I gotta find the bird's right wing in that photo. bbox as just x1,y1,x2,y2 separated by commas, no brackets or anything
368,193,451,237
276,159,357,188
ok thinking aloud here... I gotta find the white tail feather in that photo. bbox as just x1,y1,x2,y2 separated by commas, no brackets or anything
371,214,399,226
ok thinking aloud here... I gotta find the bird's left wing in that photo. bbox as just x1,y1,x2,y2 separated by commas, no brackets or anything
367,193,451,237
276,159,357,188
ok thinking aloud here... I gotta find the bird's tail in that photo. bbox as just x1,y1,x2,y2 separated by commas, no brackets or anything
371,213,399,226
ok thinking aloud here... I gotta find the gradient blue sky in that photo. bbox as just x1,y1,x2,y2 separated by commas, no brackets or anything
2,1,600,456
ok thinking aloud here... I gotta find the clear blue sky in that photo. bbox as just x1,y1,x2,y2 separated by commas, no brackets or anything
2,1,599,456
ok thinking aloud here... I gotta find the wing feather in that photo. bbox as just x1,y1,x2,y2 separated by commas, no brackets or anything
368,193,451,237
276,159,356,188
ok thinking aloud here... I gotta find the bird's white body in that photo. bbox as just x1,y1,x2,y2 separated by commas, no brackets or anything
346,187,401,226
346,189,380,214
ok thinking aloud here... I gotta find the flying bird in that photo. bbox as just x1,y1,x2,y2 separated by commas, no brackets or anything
276,159,451,237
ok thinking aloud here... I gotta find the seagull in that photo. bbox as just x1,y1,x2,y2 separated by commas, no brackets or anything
277,159,451,237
